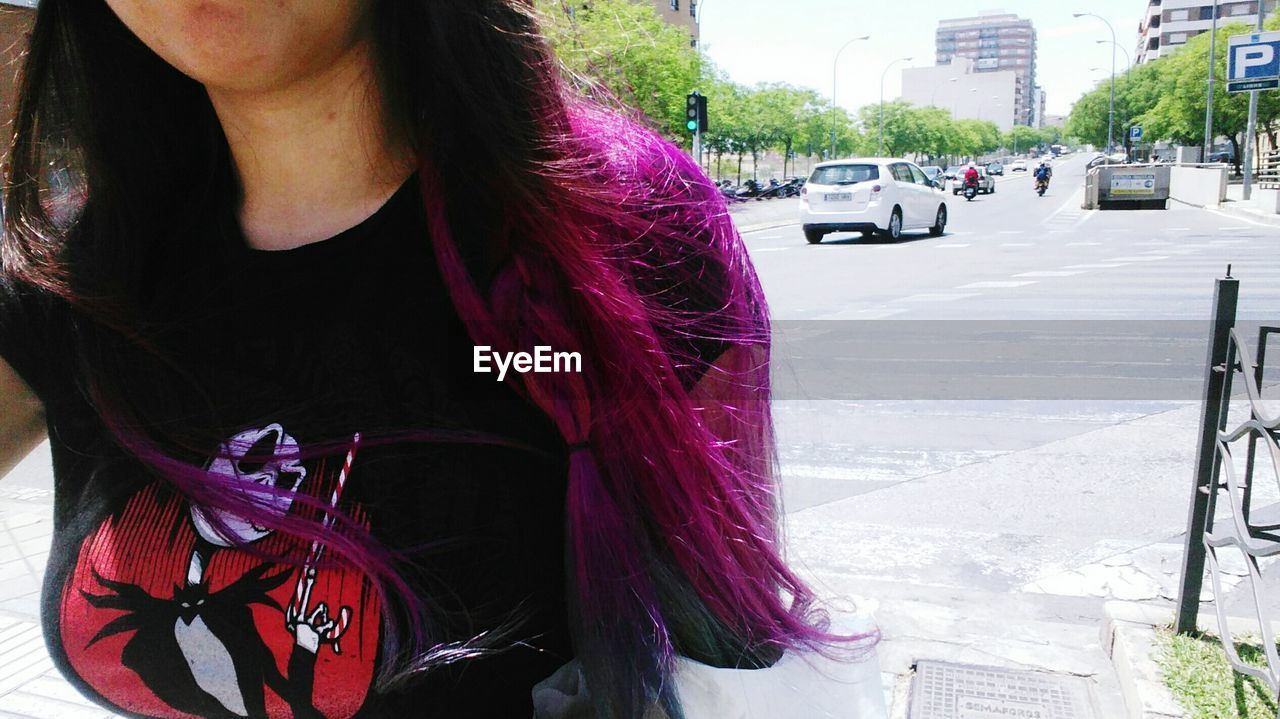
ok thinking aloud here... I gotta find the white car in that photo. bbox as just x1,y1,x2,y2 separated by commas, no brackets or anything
1009,160,1028,172
799,158,948,244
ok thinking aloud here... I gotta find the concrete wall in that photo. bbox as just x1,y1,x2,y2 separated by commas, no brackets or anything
1170,166,1228,207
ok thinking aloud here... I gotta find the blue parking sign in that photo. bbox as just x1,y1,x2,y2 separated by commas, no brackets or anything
1130,126,1142,141
1228,31,1280,93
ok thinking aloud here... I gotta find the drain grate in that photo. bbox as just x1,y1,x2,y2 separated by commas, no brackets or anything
908,660,1096,719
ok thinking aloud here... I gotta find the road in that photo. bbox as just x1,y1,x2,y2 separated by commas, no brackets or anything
738,154,1280,705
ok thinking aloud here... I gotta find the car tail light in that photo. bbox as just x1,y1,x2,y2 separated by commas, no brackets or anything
872,185,882,194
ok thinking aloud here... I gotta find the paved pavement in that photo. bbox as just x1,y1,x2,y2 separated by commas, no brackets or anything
4,155,1280,716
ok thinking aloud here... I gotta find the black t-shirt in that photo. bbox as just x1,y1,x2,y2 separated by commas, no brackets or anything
0,176,578,718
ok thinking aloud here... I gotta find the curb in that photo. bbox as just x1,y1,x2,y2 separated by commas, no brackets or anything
1101,602,1188,719
1215,201,1280,227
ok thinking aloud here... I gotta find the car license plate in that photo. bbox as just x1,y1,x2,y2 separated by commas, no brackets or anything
823,192,852,202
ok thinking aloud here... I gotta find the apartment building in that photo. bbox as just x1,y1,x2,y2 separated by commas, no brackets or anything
936,12,1039,127
1137,0,1277,64
649,0,700,47
901,57,1020,132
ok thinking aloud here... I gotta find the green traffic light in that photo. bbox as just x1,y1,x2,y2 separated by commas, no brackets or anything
687,120,698,132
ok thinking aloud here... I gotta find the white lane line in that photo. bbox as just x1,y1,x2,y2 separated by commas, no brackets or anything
1066,241,1103,246
956,281,1037,289
997,230,1024,235
1013,270,1084,278
898,293,981,302
1168,227,1192,231
1065,263,1128,269
1105,255,1169,261
815,307,908,320
1000,242,1034,247
935,243,971,248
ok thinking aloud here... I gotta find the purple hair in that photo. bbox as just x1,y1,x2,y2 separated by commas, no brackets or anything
2,2,876,716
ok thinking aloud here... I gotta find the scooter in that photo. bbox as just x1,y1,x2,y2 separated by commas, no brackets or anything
1035,178,1048,196
963,177,979,201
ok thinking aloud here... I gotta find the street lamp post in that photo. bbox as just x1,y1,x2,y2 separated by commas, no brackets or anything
1204,0,1221,160
879,56,913,156
831,35,872,158
1075,12,1116,152
1095,40,1132,72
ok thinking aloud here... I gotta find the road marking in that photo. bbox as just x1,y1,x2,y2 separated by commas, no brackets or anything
1106,255,1169,261
1014,270,1084,278
1000,242,1034,247
997,230,1024,235
1168,227,1192,231
815,307,908,320
935,243,971,248
1066,241,1102,246
1065,263,1127,269
898,293,981,302
956,281,1037,289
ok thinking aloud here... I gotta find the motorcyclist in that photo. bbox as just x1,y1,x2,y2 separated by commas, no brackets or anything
963,165,980,188
1034,161,1052,188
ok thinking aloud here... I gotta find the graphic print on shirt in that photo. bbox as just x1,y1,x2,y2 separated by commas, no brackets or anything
59,425,381,719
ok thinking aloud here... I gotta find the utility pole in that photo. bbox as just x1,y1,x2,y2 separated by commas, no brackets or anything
1244,1,1268,199
1204,0,1221,161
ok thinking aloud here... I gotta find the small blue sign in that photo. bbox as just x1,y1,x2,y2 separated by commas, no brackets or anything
1130,126,1143,141
1228,31,1280,93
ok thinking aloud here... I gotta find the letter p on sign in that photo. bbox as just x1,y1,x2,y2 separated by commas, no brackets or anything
1235,44,1276,79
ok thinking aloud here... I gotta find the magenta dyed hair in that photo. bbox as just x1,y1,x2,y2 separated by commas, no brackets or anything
2,1,876,716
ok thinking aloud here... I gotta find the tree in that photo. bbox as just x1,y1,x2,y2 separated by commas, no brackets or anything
536,0,703,143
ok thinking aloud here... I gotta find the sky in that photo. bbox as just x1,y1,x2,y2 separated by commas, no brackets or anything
698,1,1144,118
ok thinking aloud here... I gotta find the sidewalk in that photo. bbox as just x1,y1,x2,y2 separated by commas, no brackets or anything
1219,183,1280,226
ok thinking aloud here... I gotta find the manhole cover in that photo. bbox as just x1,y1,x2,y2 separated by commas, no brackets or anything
908,660,1096,719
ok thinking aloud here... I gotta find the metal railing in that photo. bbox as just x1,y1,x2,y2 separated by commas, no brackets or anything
1257,150,1280,190
1176,271,1280,696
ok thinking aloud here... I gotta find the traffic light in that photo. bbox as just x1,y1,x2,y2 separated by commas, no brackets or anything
685,92,708,133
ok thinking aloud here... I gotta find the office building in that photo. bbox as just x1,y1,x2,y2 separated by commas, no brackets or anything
936,11,1038,127
1138,0,1277,64
901,57,1019,132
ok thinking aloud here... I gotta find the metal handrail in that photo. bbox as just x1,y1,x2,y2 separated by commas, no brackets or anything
1176,277,1280,694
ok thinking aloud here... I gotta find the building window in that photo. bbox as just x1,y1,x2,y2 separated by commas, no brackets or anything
1170,8,1189,20
1231,3,1250,15
670,0,679,11
690,0,697,17
1168,32,1188,44
1199,5,1215,19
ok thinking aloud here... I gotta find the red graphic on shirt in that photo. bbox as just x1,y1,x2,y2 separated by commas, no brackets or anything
59,426,380,719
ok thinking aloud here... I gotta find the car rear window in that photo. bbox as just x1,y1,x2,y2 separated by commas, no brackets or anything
810,164,879,185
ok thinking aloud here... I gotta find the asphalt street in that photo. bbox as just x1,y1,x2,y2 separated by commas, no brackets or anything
737,154,1280,637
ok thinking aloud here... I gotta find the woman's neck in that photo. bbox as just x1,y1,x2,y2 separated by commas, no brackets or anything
207,37,415,251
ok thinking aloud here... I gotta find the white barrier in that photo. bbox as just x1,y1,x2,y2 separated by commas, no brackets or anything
1169,166,1228,208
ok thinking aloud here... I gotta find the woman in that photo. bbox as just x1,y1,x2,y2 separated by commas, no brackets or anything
0,1,876,717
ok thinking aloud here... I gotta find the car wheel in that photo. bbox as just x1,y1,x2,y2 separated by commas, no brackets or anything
804,228,824,244
989,185,996,194
880,208,903,241
929,205,947,237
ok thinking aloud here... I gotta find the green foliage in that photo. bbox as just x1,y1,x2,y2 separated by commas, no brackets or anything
1067,13,1280,153
536,0,703,140
538,0,1026,170
1158,628,1276,719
